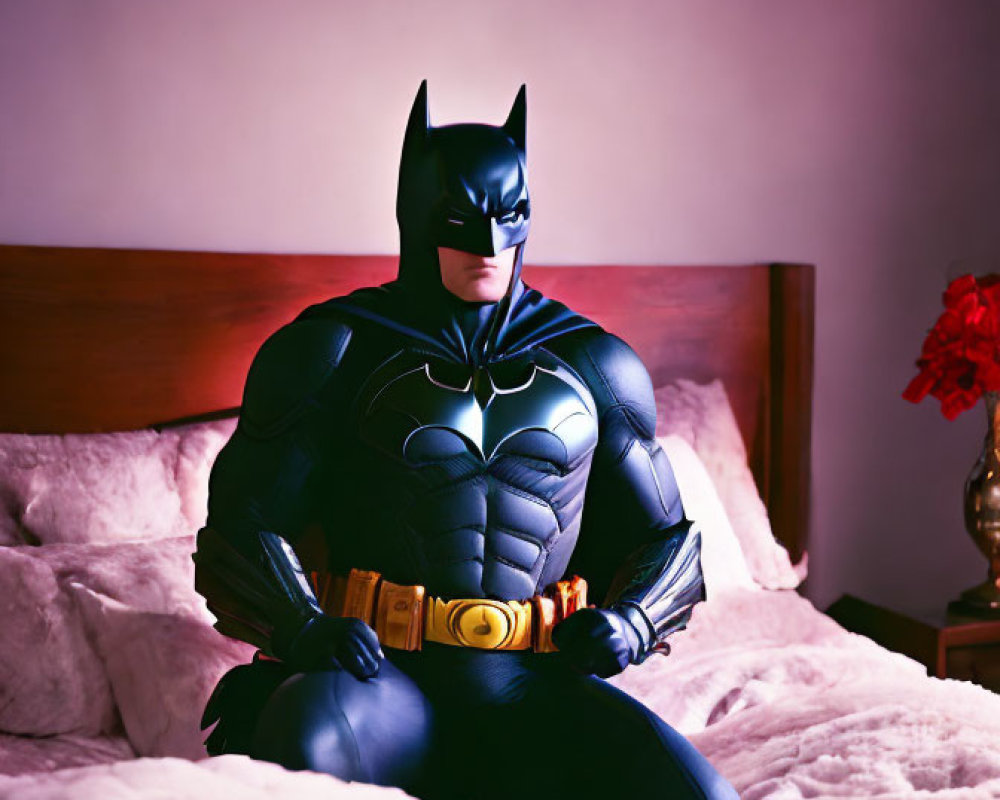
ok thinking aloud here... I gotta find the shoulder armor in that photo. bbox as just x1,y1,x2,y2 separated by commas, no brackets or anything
550,329,657,437
241,318,352,438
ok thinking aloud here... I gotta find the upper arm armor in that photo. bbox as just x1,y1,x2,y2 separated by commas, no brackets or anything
194,316,352,657
240,318,352,438
553,329,705,660
560,330,685,529
569,330,658,440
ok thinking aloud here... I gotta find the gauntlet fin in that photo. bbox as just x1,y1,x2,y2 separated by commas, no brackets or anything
602,521,705,663
192,526,322,659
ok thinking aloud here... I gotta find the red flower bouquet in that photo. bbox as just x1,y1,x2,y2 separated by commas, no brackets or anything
903,273,1000,420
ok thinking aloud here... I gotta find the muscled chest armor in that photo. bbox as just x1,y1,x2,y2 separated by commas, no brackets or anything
351,346,599,601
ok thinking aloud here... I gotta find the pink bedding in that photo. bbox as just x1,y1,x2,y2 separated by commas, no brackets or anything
616,589,1000,799
3,380,999,799
4,588,1000,798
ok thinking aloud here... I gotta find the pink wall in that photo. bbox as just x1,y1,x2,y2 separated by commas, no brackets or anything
3,0,1000,613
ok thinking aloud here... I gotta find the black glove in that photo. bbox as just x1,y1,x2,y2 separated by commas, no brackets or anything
550,606,649,678
285,613,385,680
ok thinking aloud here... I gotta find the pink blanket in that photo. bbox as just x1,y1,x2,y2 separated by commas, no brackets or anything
3,393,999,798
4,587,999,799
614,588,1000,798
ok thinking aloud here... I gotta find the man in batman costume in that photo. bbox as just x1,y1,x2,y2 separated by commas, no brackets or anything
192,81,738,800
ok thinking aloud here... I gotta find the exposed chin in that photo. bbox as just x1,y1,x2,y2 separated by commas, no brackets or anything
453,276,507,303
458,287,505,303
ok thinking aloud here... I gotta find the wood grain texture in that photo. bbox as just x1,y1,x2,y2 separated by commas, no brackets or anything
767,263,815,563
0,244,814,558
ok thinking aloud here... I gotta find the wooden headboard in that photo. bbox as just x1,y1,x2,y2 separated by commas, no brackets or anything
0,245,814,562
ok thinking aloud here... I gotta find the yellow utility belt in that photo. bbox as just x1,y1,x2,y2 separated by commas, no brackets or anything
310,568,589,653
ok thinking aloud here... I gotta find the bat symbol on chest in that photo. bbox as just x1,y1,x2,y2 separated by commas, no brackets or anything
367,361,594,463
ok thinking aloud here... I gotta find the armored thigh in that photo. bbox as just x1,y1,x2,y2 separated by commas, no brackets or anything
250,657,435,793
465,664,738,800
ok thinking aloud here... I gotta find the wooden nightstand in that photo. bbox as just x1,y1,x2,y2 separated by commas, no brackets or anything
827,594,1000,692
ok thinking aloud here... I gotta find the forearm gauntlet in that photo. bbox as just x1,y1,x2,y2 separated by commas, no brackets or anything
602,520,705,663
192,526,322,660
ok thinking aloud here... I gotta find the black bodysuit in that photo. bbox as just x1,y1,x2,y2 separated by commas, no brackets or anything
192,81,738,800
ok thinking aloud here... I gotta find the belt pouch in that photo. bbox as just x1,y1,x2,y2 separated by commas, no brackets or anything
340,568,381,623
552,575,588,618
374,580,425,651
531,595,558,652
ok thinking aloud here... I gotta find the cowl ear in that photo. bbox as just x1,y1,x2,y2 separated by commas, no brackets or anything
403,79,431,155
503,84,526,154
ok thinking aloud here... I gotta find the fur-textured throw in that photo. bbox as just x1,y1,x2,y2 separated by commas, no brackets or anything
3,382,998,798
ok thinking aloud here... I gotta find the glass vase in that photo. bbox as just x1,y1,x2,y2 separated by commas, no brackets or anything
958,390,1000,616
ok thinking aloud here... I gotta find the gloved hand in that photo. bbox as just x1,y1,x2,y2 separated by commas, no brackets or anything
551,606,647,678
285,613,384,679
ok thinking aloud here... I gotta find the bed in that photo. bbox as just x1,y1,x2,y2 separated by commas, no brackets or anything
2,244,999,800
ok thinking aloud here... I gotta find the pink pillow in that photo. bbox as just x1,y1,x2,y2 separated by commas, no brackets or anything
70,585,256,759
0,732,134,776
0,535,212,738
0,418,236,546
655,379,803,590
32,535,211,623
0,548,115,736
657,434,756,594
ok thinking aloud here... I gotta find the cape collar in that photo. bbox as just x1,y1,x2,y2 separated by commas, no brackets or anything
297,278,598,365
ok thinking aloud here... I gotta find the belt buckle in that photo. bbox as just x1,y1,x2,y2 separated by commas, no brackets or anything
425,596,532,649
321,569,589,653
447,598,520,649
